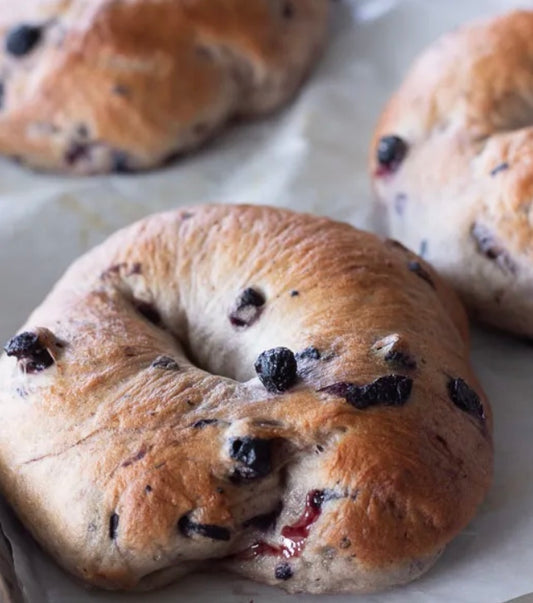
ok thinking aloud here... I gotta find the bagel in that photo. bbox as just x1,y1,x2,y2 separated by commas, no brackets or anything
370,10,533,339
0,0,329,174
0,204,492,594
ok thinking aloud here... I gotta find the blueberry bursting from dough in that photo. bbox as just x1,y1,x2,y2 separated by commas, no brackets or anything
447,378,485,421
229,287,266,328
255,347,297,393
5,24,43,57
376,135,408,172
321,375,413,409
4,332,54,373
229,437,273,482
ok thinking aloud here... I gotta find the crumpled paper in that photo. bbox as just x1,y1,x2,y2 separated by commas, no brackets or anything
1,0,533,601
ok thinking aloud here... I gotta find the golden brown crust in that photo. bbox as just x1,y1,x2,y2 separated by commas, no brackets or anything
0,205,492,593
370,10,533,338
0,0,329,173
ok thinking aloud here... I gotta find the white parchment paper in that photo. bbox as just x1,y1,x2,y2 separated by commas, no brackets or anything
1,1,533,601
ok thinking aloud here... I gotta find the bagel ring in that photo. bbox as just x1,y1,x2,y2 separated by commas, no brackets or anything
0,204,492,593
0,0,328,174
371,10,533,338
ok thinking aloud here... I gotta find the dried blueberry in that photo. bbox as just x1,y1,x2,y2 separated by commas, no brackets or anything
192,419,218,429
229,437,272,481
407,261,435,289
151,356,179,370
109,513,119,539
4,331,54,373
275,562,293,580
111,150,131,173
310,489,326,509
290,290,299,297
254,347,297,393
377,135,408,171
296,346,321,361
243,502,282,530
178,514,231,541
229,287,265,328
471,223,517,275
65,142,90,166
447,378,484,420
321,375,412,409
5,24,43,57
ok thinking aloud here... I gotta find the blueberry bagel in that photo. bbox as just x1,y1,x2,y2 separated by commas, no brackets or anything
371,10,533,338
0,205,492,593
0,0,329,174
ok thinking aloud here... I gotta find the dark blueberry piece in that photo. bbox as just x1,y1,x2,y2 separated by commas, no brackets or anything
4,331,54,373
145,485,153,493
192,418,218,429
310,489,325,509
229,287,266,328
290,290,299,297
384,350,417,371
275,562,293,580
65,142,90,166
109,513,119,539
407,261,435,289
321,375,413,409
240,288,265,307
295,346,321,361
377,135,408,171
111,150,132,173
254,347,297,393
243,502,282,530
490,162,509,177
471,223,517,275
447,378,484,420
307,489,338,508
282,2,294,18
178,514,231,541
134,300,161,325
4,332,40,358
229,437,272,481
151,356,178,370
5,24,43,57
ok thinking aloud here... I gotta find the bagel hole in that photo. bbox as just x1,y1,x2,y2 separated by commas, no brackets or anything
130,295,247,382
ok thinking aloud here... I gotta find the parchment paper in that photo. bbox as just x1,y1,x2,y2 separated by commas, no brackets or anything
1,1,533,601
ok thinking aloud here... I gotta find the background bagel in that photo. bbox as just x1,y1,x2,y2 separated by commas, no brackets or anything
370,10,533,339
0,0,329,174
0,204,492,594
